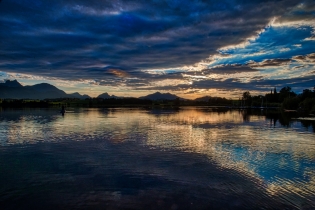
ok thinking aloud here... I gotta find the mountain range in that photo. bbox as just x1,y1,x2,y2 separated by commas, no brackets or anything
139,92,181,100
0,80,188,100
0,80,90,99
97,92,120,99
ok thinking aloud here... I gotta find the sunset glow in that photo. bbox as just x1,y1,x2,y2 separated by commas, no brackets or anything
0,0,314,98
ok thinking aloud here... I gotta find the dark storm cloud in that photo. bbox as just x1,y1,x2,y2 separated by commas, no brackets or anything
204,64,258,74
274,0,315,23
101,71,185,88
178,76,315,92
248,58,291,68
0,0,303,81
292,55,306,61
292,53,315,62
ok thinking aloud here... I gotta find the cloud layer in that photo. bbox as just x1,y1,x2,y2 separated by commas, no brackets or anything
0,0,315,97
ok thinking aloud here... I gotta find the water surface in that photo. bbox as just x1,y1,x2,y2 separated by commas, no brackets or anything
0,108,314,209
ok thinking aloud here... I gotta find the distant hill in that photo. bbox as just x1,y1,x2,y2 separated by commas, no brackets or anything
68,92,91,99
194,96,212,102
139,92,182,100
0,80,89,99
97,92,110,99
30,83,63,92
194,95,230,105
25,83,67,98
97,92,120,99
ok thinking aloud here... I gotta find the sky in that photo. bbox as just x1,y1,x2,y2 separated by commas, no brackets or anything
0,0,315,99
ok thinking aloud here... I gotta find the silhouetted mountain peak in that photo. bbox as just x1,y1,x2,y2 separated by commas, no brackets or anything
29,83,64,93
194,96,212,101
69,92,81,96
139,92,182,100
32,83,55,87
97,92,123,99
0,79,23,87
82,94,91,98
68,92,91,99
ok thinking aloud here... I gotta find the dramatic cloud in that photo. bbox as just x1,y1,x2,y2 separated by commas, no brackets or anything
248,59,291,68
206,64,258,74
0,0,314,97
292,53,315,62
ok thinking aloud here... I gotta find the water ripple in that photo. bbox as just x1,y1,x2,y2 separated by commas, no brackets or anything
0,108,314,208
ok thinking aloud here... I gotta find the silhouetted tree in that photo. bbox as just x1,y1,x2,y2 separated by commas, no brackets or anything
300,89,314,101
280,86,291,94
279,86,296,102
251,95,263,107
282,97,300,110
174,97,180,106
242,91,252,106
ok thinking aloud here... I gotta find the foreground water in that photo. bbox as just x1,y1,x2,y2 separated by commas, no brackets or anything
0,107,314,209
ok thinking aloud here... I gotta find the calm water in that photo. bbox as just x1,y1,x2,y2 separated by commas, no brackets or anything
0,107,314,209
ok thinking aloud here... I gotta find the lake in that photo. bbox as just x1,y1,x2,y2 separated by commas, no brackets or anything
0,107,314,209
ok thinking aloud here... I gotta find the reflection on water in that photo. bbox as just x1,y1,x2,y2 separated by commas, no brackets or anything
0,107,315,209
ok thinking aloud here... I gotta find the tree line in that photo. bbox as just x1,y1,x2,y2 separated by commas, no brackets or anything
1,86,314,114
241,86,315,114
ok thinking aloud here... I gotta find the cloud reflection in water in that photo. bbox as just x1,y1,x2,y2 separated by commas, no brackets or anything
0,107,314,208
